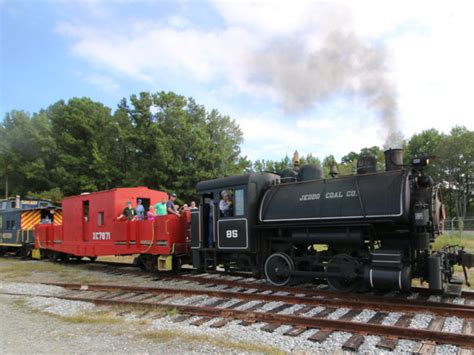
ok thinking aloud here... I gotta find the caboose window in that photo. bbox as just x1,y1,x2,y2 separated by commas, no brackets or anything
234,189,244,216
98,212,104,226
83,201,89,222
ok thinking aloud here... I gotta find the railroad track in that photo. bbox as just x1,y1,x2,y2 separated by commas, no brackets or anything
2,281,473,352
88,261,474,304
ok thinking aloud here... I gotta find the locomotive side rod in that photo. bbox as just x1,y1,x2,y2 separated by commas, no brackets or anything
40,281,474,319
2,290,473,349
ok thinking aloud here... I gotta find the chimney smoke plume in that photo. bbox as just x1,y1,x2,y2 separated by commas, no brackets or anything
248,31,403,148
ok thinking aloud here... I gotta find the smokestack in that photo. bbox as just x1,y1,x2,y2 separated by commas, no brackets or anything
384,149,403,171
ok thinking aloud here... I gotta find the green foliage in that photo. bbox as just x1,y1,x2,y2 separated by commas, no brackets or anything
27,188,64,204
1,91,472,221
0,92,248,202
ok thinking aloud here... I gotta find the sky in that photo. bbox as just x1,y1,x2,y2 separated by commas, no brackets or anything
1,0,473,162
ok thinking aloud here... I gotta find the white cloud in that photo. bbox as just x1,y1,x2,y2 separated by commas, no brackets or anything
56,0,474,160
83,73,120,94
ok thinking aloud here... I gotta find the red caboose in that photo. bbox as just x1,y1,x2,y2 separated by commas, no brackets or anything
34,187,190,271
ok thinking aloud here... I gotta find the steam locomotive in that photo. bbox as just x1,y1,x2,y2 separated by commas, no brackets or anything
191,149,473,293
27,148,473,293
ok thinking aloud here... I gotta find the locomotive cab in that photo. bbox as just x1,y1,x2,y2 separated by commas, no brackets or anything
191,173,278,274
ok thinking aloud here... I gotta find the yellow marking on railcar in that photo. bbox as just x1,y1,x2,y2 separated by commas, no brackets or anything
21,210,41,230
54,210,63,225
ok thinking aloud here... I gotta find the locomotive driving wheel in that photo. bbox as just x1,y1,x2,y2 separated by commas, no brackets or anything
264,252,295,286
326,254,361,292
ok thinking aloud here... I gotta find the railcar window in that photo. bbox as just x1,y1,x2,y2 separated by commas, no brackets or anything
234,189,244,216
83,201,89,222
0,202,6,210
39,202,48,207
98,212,104,226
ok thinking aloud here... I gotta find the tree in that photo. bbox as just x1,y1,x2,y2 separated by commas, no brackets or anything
435,126,474,219
406,128,444,180
0,110,55,197
115,91,248,201
47,98,118,195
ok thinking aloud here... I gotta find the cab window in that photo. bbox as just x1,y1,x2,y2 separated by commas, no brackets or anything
234,189,244,216
218,188,244,217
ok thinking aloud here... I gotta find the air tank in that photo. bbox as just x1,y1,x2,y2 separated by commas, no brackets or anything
297,164,323,181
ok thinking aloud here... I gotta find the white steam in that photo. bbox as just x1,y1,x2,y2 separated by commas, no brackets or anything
248,31,404,148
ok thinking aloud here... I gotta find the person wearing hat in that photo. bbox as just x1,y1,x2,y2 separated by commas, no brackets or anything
117,201,137,221
219,190,233,217
167,193,179,216
136,199,145,220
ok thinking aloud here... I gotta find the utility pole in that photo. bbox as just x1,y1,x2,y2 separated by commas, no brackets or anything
5,175,8,199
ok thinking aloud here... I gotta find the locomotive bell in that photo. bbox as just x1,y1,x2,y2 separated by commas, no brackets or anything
329,164,338,178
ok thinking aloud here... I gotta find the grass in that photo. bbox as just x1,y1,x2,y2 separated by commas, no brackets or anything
142,330,282,354
430,233,474,288
12,296,281,353
0,258,67,279
432,232,474,252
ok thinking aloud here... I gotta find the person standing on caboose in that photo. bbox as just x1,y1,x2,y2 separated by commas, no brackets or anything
117,201,137,221
154,197,167,216
136,199,145,220
167,193,180,216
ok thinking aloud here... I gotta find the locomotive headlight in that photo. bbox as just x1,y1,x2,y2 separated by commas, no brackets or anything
411,156,431,168
414,207,429,226
415,212,424,220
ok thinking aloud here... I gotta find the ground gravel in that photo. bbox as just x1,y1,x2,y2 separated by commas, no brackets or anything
2,258,468,353
0,281,64,296
409,313,433,328
27,296,95,317
353,308,377,322
442,316,463,333
435,344,459,354
327,307,349,320
0,294,232,354
381,312,402,326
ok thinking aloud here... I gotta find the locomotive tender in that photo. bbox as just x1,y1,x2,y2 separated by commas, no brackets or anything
191,149,473,293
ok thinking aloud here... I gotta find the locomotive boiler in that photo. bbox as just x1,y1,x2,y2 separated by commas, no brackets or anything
192,149,473,293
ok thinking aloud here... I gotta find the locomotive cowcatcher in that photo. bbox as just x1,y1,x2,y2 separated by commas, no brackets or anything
191,149,473,293
34,187,190,271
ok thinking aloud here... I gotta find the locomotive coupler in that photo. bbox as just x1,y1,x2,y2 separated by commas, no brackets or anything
437,246,473,288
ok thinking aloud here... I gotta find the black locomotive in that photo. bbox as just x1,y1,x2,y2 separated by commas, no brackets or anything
191,149,473,293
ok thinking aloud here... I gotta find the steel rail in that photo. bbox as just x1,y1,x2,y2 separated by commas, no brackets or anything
41,282,474,319
86,261,474,300
1,290,473,349
164,274,474,307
